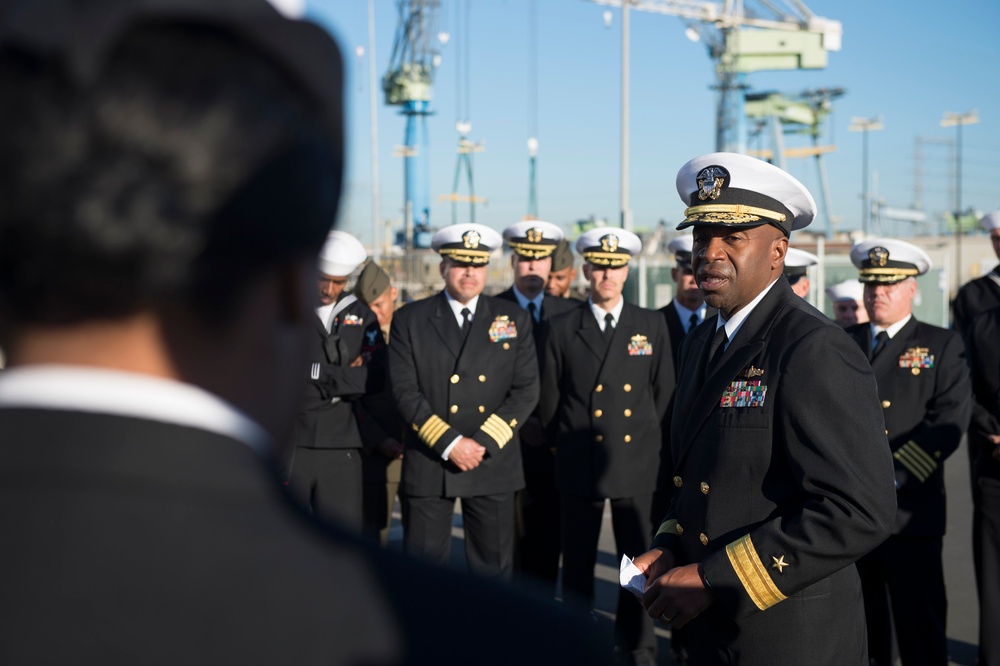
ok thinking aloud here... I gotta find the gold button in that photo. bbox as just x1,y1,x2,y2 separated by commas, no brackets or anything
673,476,683,488
623,384,632,392
700,482,710,495
478,405,485,413
882,400,891,408
624,408,632,417
699,533,709,545
503,342,510,350
595,435,604,443
624,435,632,443
479,375,486,382
675,524,684,535
450,405,458,414
911,367,920,376
594,409,603,418
450,374,460,384
595,384,603,392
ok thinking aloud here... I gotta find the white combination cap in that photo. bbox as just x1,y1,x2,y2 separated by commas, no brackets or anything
675,152,817,236
980,209,1000,232
850,238,932,284
825,279,864,303
318,230,367,277
783,247,819,279
502,220,564,259
667,234,694,269
575,227,642,267
431,223,502,265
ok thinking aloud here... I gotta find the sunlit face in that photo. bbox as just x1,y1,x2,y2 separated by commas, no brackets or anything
317,273,349,306
366,286,398,329
991,228,1000,261
440,259,486,304
512,254,552,299
583,262,628,307
832,298,868,326
864,278,916,327
546,266,577,298
671,266,703,310
692,224,786,319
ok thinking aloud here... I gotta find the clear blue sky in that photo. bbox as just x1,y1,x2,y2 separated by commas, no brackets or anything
306,0,1000,246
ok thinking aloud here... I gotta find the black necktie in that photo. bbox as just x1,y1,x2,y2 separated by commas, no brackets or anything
527,301,538,323
461,307,472,337
706,325,728,372
872,330,890,360
603,313,615,345
688,313,699,334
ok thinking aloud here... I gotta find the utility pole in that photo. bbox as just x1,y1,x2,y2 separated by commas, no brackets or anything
367,0,381,262
619,0,632,231
848,116,884,235
941,110,979,284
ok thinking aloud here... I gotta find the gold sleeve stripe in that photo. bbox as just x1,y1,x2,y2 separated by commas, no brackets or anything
725,535,787,611
893,441,936,482
417,415,450,448
480,414,514,449
655,520,678,538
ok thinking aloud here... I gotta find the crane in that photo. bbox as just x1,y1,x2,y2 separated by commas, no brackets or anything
383,0,442,249
589,0,842,153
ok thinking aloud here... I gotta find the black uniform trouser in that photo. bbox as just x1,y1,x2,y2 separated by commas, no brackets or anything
404,492,515,580
561,493,657,666
977,476,1000,666
858,534,947,666
288,447,363,530
514,442,560,592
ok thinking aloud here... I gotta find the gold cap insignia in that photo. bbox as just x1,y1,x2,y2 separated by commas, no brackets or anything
463,230,481,249
869,246,889,267
526,227,543,243
741,365,764,379
696,165,729,201
600,234,619,253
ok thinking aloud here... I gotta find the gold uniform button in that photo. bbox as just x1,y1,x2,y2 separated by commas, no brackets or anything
450,374,460,384
594,409,603,418
673,476,683,488
699,533,709,545
624,435,632,443
624,409,632,417
595,384,603,393
479,375,486,382
595,435,604,443
700,482,710,495
503,342,510,350
675,524,684,535
623,384,632,392
478,405,485,413
450,405,458,414
911,367,920,376
882,400,891,408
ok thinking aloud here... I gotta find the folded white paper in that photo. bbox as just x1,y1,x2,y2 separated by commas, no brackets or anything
619,554,646,597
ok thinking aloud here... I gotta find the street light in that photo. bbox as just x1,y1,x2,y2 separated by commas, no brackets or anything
848,116,884,235
941,109,979,284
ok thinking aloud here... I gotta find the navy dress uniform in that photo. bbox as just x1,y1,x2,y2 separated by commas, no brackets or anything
952,209,1000,337
496,220,577,591
846,239,972,666
290,231,387,528
658,234,710,370
648,152,896,665
389,224,539,578
539,227,674,665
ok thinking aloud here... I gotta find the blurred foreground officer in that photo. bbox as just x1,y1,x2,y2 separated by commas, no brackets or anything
659,233,709,370
966,306,1000,666
389,223,539,578
634,153,896,666
952,209,1000,337
539,227,674,666
782,247,818,299
497,220,576,591
0,4,603,663
826,279,869,326
545,238,579,298
353,261,406,545
290,231,384,528
847,239,971,666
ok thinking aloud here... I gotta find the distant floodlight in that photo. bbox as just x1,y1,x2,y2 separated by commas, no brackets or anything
527,137,539,156
602,10,613,28
456,120,472,136
685,26,701,43
438,31,450,45
432,53,442,68
355,45,365,59
265,0,304,18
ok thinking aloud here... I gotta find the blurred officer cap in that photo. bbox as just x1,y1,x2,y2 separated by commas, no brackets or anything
502,220,564,259
851,238,931,284
675,152,816,237
783,247,819,282
980,209,1000,231
319,230,366,277
550,239,574,272
825,279,865,303
432,223,502,265
667,234,694,270
355,261,390,305
575,227,641,268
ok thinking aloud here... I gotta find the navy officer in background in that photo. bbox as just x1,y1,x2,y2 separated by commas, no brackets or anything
847,238,971,666
782,247,818,300
539,227,674,666
389,223,539,579
634,152,896,666
659,233,709,371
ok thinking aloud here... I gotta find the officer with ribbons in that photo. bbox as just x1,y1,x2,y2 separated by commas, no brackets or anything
846,238,972,666
633,152,896,665
539,226,674,666
388,223,539,579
